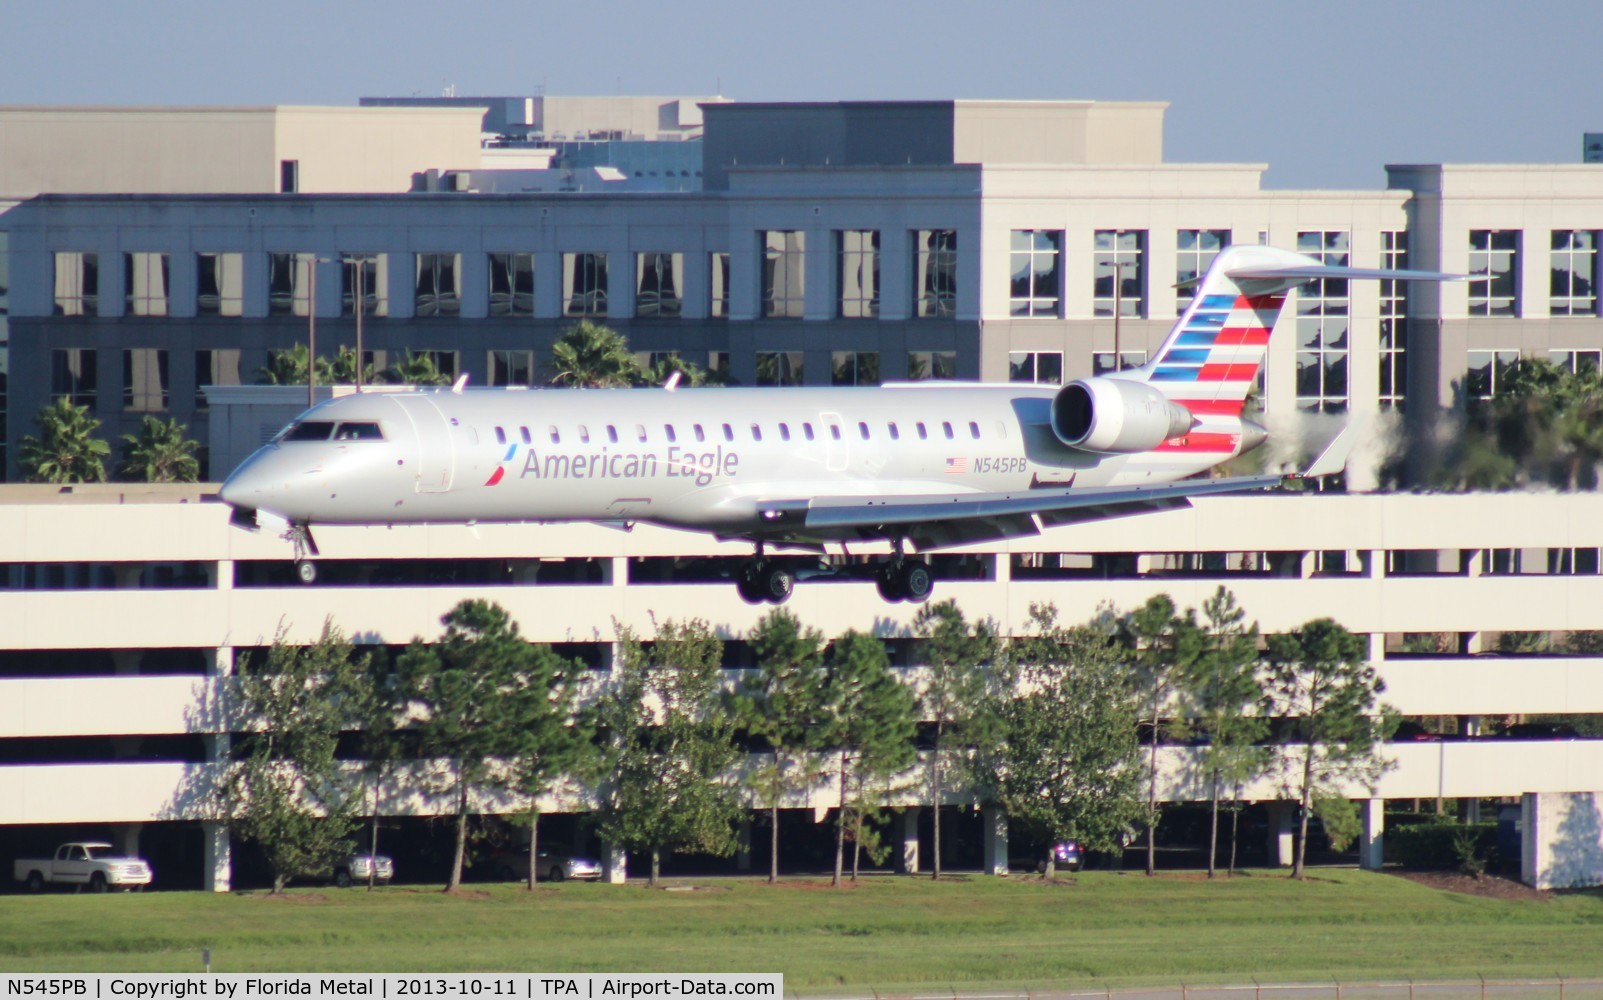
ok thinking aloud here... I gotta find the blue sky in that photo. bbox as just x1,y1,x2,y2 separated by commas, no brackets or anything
1,0,1597,190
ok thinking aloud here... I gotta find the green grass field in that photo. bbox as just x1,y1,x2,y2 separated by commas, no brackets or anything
2,872,1601,987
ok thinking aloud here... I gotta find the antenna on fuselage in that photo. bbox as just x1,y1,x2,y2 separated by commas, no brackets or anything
451,373,468,394
664,371,682,392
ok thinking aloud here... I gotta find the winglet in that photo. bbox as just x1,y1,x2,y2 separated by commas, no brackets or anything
1298,427,1353,480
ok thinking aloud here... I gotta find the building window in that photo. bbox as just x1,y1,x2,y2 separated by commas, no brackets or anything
1379,231,1409,412
489,350,534,386
1295,231,1351,415
53,252,99,316
755,351,804,386
635,252,683,317
1550,349,1602,374
1009,351,1063,385
414,253,461,317
1468,230,1519,317
488,253,534,317
1093,230,1145,317
708,351,729,381
709,252,729,319
268,253,313,317
837,230,879,318
832,351,880,386
761,231,805,318
1093,351,1147,375
122,349,169,412
1466,349,1520,403
1010,230,1061,317
280,160,299,194
914,230,957,318
51,348,97,405
563,252,609,316
1177,229,1229,312
195,349,241,408
342,254,387,317
908,350,957,381
196,253,243,317
1550,231,1597,317
124,253,170,317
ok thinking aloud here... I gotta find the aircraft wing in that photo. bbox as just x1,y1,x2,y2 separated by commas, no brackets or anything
751,474,1286,550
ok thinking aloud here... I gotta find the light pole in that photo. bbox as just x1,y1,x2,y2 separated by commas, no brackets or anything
304,255,335,407
1100,259,1136,372
345,255,369,392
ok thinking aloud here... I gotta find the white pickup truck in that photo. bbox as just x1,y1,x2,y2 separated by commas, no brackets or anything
14,842,154,892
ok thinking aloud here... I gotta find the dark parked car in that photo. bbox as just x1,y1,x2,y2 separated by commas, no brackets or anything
1009,840,1082,873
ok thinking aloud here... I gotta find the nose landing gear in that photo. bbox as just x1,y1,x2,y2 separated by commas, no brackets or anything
283,522,321,585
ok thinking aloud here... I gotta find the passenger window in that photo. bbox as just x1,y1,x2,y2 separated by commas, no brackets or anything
606,425,619,444
520,426,531,445
889,423,900,441
969,421,980,439
548,426,560,444
830,425,842,441
942,421,954,440
779,423,791,442
722,423,734,442
694,424,706,442
858,421,870,440
665,425,677,443
635,424,648,443
803,423,815,441
494,426,507,446
579,425,590,444
751,423,763,442
917,422,928,440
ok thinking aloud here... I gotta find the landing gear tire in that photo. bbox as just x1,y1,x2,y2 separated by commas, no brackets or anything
295,560,318,585
897,560,933,603
737,561,793,604
875,564,905,602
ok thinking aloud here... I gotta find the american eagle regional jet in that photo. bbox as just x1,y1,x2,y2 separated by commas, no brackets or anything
219,245,1454,604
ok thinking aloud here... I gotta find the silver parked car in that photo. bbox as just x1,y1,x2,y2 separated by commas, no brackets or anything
490,848,601,882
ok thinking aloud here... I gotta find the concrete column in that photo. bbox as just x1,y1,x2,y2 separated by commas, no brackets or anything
1297,552,1315,579
1268,801,1295,867
896,807,921,874
1461,631,1484,655
1358,799,1385,871
1366,632,1385,664
602,843,627,884
992,552,1011,585
736,820,753,872
982,806,1008,876
113,823,142,858
1464,798,1482,823
203,821,231,893
1461,715,1483,737
607,557,626,587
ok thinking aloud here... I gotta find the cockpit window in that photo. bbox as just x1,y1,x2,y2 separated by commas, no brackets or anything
283,421,335,442
334,422,385,442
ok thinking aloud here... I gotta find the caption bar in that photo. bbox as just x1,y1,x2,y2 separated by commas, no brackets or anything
3,977,783,1000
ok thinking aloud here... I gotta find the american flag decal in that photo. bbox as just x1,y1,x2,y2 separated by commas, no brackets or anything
944,457,969,474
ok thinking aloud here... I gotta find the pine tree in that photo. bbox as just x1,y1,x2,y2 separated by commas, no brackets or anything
822,630,917,886
912,600,1001,878
19,398,110,483
504,638,589,891
395,600,542,891
734,609,830,884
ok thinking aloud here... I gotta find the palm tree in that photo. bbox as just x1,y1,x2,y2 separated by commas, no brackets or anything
387,350,452,386
118,415,201,483
256,343,334,386
647,352,713,388
329,346,381,385
550,321,640,388
19,398,111,483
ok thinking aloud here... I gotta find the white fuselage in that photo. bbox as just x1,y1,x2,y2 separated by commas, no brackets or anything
218,384,1243,542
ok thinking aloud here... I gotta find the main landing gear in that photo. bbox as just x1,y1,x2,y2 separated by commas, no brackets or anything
875,538,934,604
736,543,794,605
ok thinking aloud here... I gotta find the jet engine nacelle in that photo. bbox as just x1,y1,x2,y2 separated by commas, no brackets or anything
1050,377,1195,454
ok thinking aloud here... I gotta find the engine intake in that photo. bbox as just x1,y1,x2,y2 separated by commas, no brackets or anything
1051,378,1195,454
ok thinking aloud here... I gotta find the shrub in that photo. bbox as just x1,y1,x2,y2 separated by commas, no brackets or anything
1387,822,1496,870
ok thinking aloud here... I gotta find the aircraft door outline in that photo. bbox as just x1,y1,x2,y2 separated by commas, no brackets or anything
390,394,456,493
820,411,848,472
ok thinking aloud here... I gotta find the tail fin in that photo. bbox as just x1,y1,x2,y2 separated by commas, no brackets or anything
1133,245,1458,416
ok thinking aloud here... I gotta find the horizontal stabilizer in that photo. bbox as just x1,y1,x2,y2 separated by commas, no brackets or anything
1227,265,1462,283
